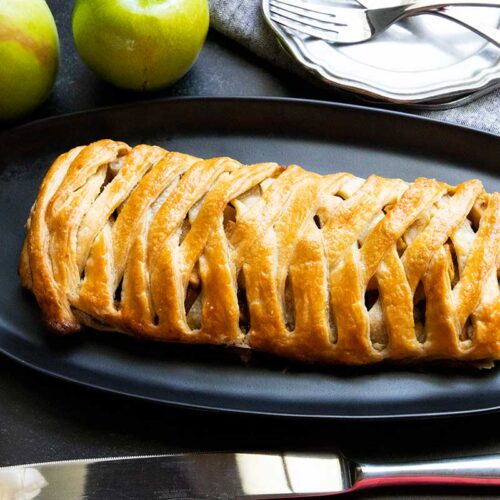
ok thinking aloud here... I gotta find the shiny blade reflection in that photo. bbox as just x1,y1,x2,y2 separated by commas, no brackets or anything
0,452,348,499
236,452,347,497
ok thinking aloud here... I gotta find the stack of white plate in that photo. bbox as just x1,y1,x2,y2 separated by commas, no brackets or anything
262,0,500,108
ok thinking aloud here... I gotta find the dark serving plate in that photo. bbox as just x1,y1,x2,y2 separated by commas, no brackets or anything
0,97,499,420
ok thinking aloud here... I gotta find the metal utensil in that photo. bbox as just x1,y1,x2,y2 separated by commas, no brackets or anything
356,0,500,46
3,451,500,498
269,0,500,45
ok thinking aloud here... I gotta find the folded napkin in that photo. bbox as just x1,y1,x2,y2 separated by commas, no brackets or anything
209,0,500,136
0,468,47,500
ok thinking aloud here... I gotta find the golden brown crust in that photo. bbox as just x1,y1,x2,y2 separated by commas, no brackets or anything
20,140,500,364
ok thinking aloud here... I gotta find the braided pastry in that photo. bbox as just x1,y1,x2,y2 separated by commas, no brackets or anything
19,140,500,365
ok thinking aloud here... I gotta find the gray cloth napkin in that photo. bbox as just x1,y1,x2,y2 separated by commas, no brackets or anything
208,0,500,136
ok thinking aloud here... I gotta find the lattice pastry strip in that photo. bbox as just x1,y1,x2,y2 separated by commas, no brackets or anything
245,174,322,348
453,194,500,332
20,146,84,329
422,246,462,358
120,154,200,332
20,140,500,365
376,246,421,358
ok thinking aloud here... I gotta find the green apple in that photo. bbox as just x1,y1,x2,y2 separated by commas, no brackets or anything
72,0,209,91
0,0,59,121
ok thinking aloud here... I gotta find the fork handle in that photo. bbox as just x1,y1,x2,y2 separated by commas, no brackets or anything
356,454,500,489
434,9,500,46
356,0,500,46
402,0,500,13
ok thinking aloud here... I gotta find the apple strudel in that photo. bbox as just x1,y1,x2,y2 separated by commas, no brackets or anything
19,140,500,365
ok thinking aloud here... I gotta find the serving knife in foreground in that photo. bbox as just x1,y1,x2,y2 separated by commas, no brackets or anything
2,451,500,499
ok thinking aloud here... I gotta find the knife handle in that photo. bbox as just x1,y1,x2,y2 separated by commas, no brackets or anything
356,454,500,489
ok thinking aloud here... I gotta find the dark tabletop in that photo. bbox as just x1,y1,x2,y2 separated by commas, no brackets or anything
1,1,500,499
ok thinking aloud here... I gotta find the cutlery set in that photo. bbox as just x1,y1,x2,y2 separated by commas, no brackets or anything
263,0,500,105
268,0,500,46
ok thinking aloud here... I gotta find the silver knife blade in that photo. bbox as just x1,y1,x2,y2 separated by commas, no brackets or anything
0,452,347,499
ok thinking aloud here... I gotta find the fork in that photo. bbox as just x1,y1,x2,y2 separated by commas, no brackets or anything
268,0,500,45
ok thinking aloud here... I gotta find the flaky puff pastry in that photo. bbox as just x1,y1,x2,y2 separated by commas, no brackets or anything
19,140,500,365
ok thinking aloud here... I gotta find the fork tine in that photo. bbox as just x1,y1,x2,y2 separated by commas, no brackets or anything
269,12,340,41
271,0,354,16
270,0,337,19
270,0,344,24
270,4,347,29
